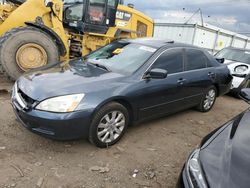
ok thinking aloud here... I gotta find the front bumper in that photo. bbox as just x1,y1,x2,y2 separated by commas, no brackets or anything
176,165,191,188
231,76,245,89
12,102,94,140
230,75,250,93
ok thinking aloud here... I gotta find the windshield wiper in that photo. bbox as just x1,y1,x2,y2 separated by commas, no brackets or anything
92,63,111,72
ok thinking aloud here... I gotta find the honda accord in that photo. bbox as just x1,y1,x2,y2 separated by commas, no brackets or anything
11,38,232,147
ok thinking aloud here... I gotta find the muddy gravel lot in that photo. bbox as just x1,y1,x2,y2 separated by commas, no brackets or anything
0,78,248,188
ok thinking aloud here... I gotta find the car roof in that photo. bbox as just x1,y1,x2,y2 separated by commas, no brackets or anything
224,46,250,52
121,38,200,50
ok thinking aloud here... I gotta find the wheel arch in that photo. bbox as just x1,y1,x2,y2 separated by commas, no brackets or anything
92,97,136,125
25,22,67,56
213,83,220,97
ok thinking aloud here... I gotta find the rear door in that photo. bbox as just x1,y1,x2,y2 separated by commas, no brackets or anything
182,48,217,105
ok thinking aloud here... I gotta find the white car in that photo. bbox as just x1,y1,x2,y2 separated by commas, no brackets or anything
215,47,250,95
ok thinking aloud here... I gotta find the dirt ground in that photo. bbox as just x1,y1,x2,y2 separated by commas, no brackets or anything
0,78,248,188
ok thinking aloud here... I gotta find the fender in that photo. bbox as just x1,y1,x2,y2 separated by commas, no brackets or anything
25,21,67,56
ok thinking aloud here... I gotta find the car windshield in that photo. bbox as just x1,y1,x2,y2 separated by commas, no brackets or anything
84,41,156,75
215,48,250,64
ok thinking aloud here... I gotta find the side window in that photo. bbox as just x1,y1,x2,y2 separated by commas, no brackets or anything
65,4,85,21
203,50,215,67
108,0,116,6
87,0,106,24
64,0,85,22
185,49,208,71
151,49,184,74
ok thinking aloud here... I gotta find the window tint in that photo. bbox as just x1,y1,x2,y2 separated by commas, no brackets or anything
87,0,106,24
65,3,85,21
151,49,184,74
203,50,215,67
108,0,116,6
185,49,207,71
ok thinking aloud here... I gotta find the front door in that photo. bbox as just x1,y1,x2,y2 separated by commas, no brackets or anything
134,48,190,120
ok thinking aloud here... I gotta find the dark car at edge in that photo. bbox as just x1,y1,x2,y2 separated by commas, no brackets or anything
177,89,250,188
11,38,232,147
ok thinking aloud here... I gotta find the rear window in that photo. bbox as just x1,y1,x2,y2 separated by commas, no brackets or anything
185,49,207,71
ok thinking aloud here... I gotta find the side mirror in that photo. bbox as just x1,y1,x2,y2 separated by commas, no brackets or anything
144,68,168,79
216,58,225,64
239,88,250,103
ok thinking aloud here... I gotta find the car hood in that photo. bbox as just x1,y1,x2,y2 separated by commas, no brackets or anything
224,59,250,74
199,109,250,188
17,59,126,101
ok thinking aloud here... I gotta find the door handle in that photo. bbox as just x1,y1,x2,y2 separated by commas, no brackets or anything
208,72,215,78
177,78,186,85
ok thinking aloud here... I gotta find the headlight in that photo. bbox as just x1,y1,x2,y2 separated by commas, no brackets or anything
36,94,85,113
234,65,248,75
186,149,208,188
12,82,17,98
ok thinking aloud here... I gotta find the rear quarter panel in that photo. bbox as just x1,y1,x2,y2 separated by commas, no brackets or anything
215,64,232,95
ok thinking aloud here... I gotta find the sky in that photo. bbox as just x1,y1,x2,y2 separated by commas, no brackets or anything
126,0,250,36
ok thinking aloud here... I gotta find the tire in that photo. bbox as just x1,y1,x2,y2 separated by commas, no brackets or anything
197,86,217,112
0,27,59,81
89,102,129,148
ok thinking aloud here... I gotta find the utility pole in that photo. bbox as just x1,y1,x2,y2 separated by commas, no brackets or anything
185,8,204,26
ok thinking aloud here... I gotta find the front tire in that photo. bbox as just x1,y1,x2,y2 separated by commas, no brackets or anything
89,102,129,148
0,27,59,81
197,86,217,112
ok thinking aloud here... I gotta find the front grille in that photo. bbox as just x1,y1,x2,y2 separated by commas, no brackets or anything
12,83,36,111
19,89,36,105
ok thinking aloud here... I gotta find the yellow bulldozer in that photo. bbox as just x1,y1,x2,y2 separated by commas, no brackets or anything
0,0,153,80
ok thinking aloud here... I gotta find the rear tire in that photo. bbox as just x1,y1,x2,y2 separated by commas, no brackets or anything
197,86,217,112
0,27,59,81
89,102,129,148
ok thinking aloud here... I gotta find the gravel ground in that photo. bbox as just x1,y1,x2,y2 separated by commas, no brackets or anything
0,80,248,188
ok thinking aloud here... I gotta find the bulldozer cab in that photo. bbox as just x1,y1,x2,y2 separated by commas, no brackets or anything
63,0,119,34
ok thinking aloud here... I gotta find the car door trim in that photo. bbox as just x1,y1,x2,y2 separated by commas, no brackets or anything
139,93,203,111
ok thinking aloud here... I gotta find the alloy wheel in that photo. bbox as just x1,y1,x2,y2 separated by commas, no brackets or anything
97,111,126,144
203,89,216,111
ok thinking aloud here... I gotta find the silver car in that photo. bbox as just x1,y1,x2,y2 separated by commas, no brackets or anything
215,47,250,96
